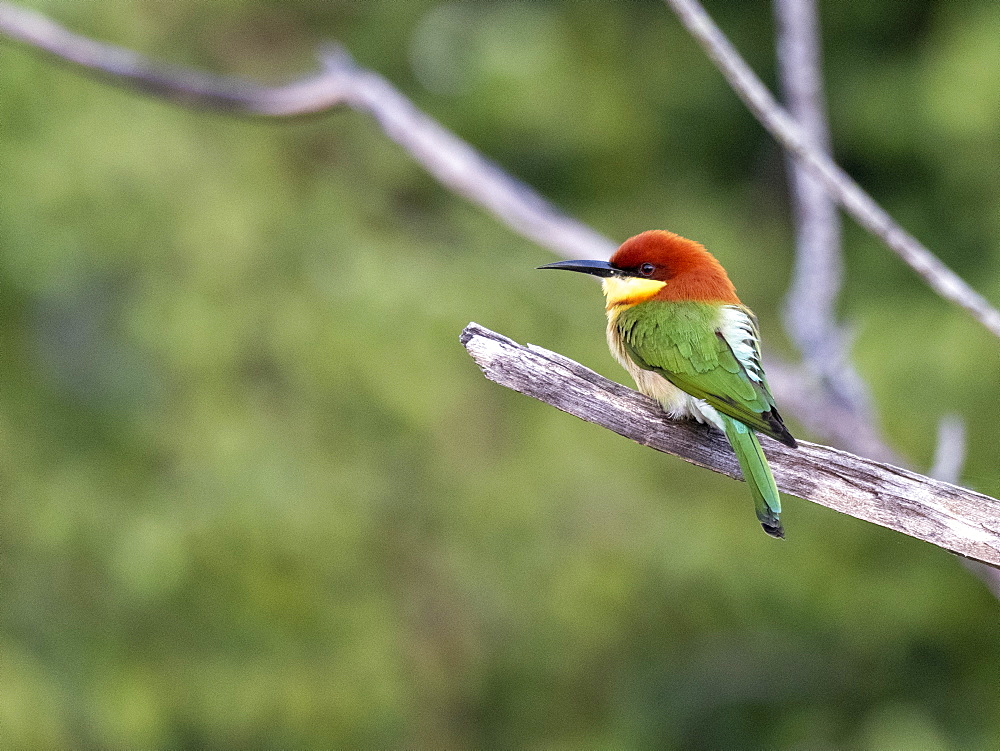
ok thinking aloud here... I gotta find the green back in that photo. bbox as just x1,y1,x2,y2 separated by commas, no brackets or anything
615,300,782,439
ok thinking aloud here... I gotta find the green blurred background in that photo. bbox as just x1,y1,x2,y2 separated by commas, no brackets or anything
1,0,999,747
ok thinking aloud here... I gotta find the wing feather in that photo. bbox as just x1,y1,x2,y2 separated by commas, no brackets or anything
617,301,796,447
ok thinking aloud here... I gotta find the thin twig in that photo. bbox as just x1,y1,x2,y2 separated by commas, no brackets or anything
461,322,1000,567
0,2,342,113
662,0,1000,340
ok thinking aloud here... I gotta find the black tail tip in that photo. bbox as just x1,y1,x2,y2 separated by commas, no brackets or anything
761,521,785,539
774,426,797,448
764,408,798,448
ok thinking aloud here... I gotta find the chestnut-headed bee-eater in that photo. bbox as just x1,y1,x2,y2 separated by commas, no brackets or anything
539,230,797,538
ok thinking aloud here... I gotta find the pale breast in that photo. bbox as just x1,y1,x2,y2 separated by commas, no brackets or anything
605,314,724,430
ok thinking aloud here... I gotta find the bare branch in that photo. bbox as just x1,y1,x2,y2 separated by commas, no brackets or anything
0,2,908,461
774,0,873,419
461,322,1000,567
0,2,614,261
0,2,338,113
662,0,1000,340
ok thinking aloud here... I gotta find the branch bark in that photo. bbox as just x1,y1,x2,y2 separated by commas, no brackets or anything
460,322,1000,568
662,0,1000,340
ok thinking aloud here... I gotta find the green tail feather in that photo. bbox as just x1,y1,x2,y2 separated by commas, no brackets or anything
720,414,784,539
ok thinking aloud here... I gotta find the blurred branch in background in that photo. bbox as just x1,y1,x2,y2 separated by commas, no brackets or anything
931,415,968,487
0,1,613,261
461,322,1000,569
771,0,901,462
661,0,1000,340
774,0,873,419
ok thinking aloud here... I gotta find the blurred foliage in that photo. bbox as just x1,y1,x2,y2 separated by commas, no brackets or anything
0,0,998,747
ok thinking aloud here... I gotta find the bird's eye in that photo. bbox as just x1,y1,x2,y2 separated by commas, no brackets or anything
639,263,655,277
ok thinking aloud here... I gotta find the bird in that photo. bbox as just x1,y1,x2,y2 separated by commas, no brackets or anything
538,230,797,538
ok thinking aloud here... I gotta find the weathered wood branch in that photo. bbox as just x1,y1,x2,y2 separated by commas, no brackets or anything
460,322,1000,567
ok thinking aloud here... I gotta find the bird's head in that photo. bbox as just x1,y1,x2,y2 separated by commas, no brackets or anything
538,230,740,311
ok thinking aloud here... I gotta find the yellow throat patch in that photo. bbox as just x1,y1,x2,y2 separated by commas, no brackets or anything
602,276,666,313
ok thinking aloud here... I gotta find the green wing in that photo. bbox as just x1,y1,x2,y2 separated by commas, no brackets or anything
616,301,795,446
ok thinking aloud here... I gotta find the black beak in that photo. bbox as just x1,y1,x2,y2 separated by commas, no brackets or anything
536,259,617,277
